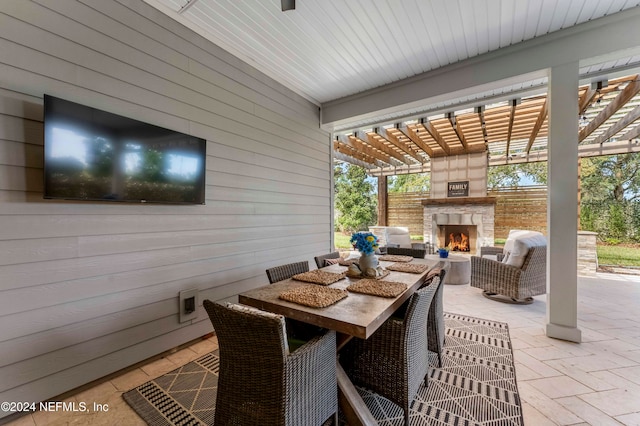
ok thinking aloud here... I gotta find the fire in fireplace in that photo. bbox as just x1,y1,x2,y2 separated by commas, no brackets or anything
440,224,477,254
448,232,470,252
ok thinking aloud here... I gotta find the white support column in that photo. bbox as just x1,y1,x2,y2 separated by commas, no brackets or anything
546,62,582,342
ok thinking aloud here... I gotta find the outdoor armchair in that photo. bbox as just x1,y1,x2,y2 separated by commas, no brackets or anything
203,300,338,426
471,233,547,303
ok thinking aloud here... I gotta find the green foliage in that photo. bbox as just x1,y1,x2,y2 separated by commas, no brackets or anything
580,153,640,242
334,163,377,233
334,232,353,249
487,162,547,189
388,173,430,193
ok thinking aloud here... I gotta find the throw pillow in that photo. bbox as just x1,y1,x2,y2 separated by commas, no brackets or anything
324,258,340,266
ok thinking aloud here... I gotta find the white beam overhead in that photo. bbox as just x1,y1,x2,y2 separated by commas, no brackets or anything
321,8,640,130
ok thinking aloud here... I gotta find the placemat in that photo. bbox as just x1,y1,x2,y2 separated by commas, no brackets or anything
279,285,348,308
386,262,430,273
292,269,346,285
338,258,358,266
345,268,390,280
347,279,407,298
378,254,414,262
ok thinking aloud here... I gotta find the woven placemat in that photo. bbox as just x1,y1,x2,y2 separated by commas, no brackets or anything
338,258,358,266
345,268,390,280
347,279,407,298
292,269,346,285
386,262,430,274
279,285,348,308
378,255,414,263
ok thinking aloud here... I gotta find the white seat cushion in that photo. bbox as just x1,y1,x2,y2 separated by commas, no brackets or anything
385,227,411,248
504,232,546,268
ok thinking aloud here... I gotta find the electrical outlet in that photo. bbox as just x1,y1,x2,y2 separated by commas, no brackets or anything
179,289,199,323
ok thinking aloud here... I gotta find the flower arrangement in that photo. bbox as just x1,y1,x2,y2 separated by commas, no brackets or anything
350,232,379,255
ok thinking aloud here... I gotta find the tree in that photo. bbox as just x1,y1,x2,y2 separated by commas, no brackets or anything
487,162,547,189
581,154,640,203
334,163,377,233
580,153,640,242
388,173,430,193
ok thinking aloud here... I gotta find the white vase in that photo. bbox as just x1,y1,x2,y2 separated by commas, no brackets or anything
359,252,379,277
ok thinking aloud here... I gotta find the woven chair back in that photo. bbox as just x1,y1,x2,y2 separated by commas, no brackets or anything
266,261,309,284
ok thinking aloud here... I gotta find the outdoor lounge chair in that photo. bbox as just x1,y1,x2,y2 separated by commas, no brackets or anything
471,231,547,304
203,300,338,426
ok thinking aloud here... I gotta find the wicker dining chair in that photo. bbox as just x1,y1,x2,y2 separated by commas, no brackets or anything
340,280,439,425
203,300,338,426
392,264,449,368
426,265,449,367
266,261,309,284
265,260,322,342
386,246,427,258
314,251,340,269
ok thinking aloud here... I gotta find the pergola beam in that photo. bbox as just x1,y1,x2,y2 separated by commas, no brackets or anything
364,131,411,164
344,135,398,166
505,99,520,156
334,151,376,169
447,112,469,151
419,118,450,155
398,123,436,157
578,86,598,115
619,123,640,141
526,99,548,153
382,127,426,164
333,141,379,167
592,104,640,145
579,76,640,142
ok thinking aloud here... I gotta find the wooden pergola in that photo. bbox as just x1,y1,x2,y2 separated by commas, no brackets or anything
334,74,640,175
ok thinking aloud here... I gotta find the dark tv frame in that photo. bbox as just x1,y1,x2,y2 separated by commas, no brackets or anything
43,95,206,205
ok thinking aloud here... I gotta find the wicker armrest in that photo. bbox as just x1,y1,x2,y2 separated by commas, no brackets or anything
480,246,504,257
470,256,522,292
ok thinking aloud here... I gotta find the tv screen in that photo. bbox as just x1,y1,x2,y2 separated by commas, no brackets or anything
43,95,206,204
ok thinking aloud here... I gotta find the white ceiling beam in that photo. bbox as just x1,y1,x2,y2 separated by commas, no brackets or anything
321,7,640,130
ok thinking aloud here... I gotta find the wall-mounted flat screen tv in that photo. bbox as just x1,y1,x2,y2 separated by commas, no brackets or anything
44,95,206,204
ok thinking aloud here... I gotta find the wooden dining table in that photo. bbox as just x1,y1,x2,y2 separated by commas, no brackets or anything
238,257,438,426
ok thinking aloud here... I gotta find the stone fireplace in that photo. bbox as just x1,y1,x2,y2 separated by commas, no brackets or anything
421,152,494,254
422,198,496,255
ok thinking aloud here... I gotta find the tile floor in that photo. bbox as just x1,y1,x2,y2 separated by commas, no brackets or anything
3,272,640,426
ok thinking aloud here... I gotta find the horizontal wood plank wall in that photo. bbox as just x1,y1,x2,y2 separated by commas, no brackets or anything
0,0,330,413
387,192,428,236
387,186,548,240
489,186,548,239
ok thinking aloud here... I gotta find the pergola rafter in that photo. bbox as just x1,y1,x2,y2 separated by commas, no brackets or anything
333,74,640,175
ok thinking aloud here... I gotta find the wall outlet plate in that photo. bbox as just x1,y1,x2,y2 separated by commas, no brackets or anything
179,289,199,323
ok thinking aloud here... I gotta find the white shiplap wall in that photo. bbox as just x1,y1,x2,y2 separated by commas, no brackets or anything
0,0,330,414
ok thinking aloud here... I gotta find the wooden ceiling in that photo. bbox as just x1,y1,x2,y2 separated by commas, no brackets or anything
334,74,640,175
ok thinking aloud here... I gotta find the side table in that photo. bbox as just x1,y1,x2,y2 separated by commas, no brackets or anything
425,253,471,285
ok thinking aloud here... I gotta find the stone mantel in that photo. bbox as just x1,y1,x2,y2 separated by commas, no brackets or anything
422,197,496,206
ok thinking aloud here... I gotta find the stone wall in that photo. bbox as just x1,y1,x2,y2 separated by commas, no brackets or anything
578,231,598,276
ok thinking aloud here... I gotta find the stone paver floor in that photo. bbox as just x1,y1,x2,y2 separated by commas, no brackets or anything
3,272,640,426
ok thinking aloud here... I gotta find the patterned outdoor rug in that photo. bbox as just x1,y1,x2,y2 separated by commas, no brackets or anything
123,313,523,425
